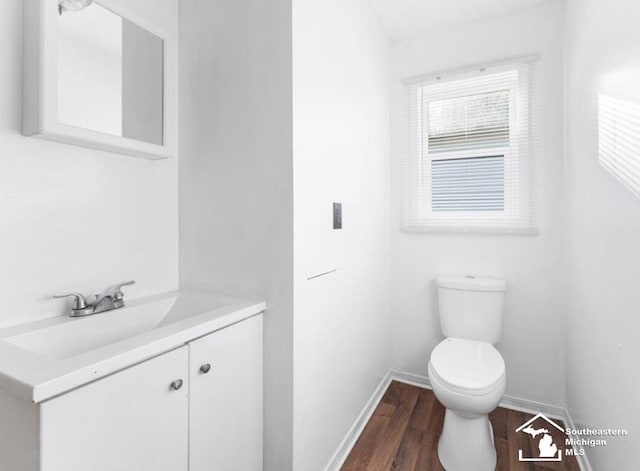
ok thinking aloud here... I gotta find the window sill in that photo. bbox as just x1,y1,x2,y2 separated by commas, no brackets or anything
401,226,540,236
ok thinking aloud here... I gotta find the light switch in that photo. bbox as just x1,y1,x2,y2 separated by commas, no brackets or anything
333,202,342,230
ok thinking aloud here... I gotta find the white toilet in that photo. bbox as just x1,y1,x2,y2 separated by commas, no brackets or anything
428,274,507,471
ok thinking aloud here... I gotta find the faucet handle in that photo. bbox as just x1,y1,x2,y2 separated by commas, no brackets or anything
53,292,88,310
104,280,136,301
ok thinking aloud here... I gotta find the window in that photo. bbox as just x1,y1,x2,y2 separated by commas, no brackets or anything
403,59,539,234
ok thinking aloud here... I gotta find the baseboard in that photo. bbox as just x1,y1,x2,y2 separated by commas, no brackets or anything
325,368,591,471
500,394,566,420
389,369,432,389
561,407,594,471
322,370,393,471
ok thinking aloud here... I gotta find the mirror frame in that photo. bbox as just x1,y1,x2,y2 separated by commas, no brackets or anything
22,0,177,160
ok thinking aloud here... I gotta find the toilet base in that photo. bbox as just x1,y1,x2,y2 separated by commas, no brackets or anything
437,409,496,471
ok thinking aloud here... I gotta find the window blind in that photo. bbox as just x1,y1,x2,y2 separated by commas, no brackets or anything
402,58,540,234
431,155,505,212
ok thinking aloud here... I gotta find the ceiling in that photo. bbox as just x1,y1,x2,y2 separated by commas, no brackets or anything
367,0,561,41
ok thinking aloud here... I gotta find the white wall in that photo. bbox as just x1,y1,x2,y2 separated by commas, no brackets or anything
178,1,294,470
390,3,566,405
0,0,178,328
564,0,640,468
292,0,392,469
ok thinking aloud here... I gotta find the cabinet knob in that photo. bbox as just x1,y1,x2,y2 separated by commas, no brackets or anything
200,363,212,374
171,379,184,391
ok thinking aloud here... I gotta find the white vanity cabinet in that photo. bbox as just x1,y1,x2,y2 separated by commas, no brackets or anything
189,314,263,471
40,347,190,471
0,313,263,471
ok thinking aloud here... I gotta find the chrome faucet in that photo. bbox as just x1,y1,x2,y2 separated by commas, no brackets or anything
54,281,136,317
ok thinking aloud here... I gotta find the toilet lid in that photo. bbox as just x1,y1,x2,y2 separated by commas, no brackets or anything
430,338,505,393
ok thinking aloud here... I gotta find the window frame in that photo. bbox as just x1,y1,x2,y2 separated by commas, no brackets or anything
403,59,538,235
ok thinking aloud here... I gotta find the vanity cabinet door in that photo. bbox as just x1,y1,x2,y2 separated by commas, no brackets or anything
189,315,263,471
39,347,189,471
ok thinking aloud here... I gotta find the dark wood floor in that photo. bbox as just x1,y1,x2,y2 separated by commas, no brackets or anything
342,381,580,471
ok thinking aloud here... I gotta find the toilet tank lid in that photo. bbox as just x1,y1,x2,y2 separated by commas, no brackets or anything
436,274,506,292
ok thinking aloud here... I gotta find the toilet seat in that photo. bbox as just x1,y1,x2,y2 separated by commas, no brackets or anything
430,338,505,396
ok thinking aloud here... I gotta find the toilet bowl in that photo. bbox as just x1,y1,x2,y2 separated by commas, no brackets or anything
428,337,506,471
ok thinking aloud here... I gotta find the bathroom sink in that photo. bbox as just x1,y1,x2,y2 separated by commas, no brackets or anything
7,298,171,359
5,292,232,359
0,290,265,402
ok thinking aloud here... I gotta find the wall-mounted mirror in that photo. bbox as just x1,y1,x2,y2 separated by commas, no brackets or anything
23,0,177,160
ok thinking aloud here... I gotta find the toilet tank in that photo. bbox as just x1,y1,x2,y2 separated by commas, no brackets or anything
436,274,506,344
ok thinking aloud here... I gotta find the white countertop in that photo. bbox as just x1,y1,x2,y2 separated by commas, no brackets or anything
0,290,265,403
